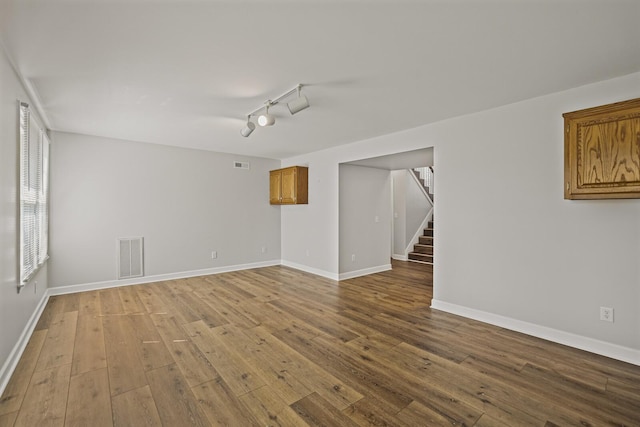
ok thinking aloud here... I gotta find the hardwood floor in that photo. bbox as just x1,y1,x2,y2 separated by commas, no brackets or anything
1,260,639,426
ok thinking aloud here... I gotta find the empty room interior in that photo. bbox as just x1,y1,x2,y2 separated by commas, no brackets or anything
1,1,640,426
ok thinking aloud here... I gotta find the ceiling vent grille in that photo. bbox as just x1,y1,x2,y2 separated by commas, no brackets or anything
118,237,144,280
234,161,250,170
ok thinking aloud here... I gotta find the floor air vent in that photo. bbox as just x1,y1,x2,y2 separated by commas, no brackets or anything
118,237,144,279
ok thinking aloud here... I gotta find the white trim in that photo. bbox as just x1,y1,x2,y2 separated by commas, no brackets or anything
430,299,640,366
392,253,408,261
339,264,392,281
390,173,395,258
280,260,339,281
48,260,281,296
0,291,50,397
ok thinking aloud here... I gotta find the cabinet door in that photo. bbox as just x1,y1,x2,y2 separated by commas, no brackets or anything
564,98,640,199
280,167,297,204
269,170,282,204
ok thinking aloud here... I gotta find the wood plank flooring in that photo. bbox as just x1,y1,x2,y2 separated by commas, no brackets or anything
1,261,639,426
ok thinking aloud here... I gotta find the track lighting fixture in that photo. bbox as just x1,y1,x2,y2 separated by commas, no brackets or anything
241,84,309,137
240,116,255,137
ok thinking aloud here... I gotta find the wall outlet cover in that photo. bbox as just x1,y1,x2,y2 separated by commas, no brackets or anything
600,307,614,322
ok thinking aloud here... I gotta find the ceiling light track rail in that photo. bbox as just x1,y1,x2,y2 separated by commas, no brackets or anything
246,84,301,117
241,84,310,137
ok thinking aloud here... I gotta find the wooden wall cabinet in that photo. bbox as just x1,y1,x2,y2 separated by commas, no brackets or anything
563,98,640,200
270,166,308,205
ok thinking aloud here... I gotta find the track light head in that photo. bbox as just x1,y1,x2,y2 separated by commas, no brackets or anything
288,95,309,115
258,113,275,126
288,86,310,115
258,104,275,126
240,117,255,137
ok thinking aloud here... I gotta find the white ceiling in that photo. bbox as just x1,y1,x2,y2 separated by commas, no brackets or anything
1,0,639,159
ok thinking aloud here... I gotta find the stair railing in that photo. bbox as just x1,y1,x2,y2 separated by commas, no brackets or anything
411,167,433,206
412,167,433,197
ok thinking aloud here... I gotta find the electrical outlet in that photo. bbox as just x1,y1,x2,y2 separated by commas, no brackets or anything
600,307,614,322
261,246,267,254
211,251,217,259
351,254,356,262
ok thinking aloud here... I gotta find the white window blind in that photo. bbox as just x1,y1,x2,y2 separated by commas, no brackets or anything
19,101,49,285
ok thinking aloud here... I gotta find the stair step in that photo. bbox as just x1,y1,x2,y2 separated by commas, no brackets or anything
418,235,433,245
413,244,433,254
408,252,433,263
408,259,433,265
413,213,434,264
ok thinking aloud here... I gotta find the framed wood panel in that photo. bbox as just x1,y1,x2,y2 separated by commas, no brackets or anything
563,98,640,199
269,170,282,204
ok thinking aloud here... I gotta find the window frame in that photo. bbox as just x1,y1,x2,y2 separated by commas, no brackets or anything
18,101,50,288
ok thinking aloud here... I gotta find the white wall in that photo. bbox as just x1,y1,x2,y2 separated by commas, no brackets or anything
279,157,339,278
49,132,281,288
339,164,391,278
0,47,49,387
282,72,640,361
282,140,431,279
404,171,431,246
431,74,640,354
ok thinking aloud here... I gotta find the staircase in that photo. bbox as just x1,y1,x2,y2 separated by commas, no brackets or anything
408,219,433,264
407,166,434,265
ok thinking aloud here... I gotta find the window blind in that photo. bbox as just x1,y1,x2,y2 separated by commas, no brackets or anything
19,101,49,285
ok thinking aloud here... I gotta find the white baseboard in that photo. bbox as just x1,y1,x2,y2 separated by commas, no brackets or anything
430,299,640,366
392,254,408,261
280,260,339,281
0,291,50,397
339,264,392,281
281,260,394,281
48,259,282,296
